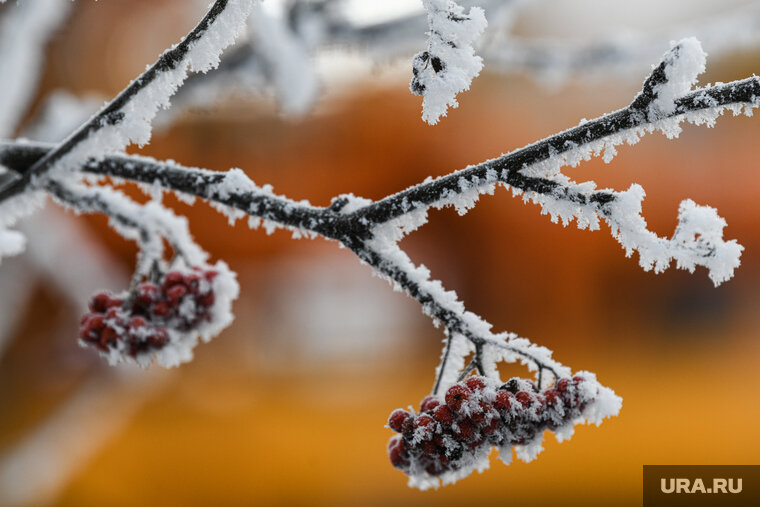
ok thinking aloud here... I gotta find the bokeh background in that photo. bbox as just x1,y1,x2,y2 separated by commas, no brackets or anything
1,1,759,506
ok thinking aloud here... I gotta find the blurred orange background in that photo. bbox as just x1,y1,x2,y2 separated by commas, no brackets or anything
1,1,759,506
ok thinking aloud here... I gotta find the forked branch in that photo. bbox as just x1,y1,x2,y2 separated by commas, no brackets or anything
0,3,756,488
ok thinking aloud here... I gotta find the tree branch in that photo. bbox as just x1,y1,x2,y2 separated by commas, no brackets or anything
348,239,568,394
2,22,757,485
0,38,756,386
1,71,756,283
0,0,253,203
350,76,760,227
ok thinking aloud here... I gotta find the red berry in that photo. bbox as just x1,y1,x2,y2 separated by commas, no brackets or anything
388,410,410,433
86,314,105,332
388,438,408,469
106,297,123,309
465,376,486,391
89,292,111,313
420,395,440,412
100,326,118,347
387,436,403,452
572,375,584,383
445,384,472,412
414,415,434,429
184,274,201,293
433,405,454,425
516,391,533,408
128,342,142,357
137,283,158,305
129,316,147,329
544,389,560,405
197,292,215,307
152,301,171,317
482,417,500,435
493,390,512,411
421,441,438,456
400,417,415,437
204,270,219,282
164,271,184,287
556,378,569,392
454,419,475,440
148,328,169,348
166,285,188,304
80,314,102,340
471,401,493,426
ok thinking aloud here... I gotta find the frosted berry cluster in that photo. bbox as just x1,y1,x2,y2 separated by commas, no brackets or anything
387,375,596,485
79,266,224,364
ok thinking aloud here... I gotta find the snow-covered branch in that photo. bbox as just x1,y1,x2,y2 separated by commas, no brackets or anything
409,0,487,124
4,45,755,249
0,38,754,290
350,46,755,285
0,0,758,489
0,143,329,237
0,0,255,204
349,239,569,392
0,36,753,391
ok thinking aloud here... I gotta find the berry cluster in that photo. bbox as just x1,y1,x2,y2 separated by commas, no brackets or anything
79,267,218,358
387,375,594,479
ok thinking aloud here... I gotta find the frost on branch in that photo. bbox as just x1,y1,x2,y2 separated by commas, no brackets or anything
512,39,742,286
49,0,255,174
631,37,706,120
519,176,743,287
387,374,621,489
362,37,748,287
0,0,256,210
671,200,742,283
603,189,742,286
2,7,760,491
411,0,487,125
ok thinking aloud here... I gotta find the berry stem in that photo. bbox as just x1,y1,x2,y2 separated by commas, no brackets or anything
456,359,477,383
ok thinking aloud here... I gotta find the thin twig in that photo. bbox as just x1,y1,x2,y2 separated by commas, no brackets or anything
0,0,238,202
